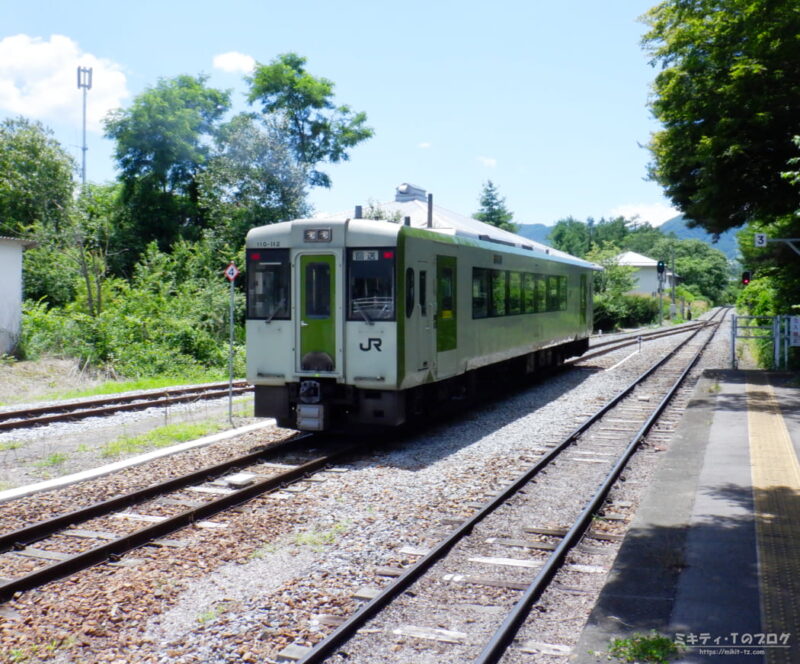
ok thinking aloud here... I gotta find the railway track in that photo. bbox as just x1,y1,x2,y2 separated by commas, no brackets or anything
0,432,362,603
288,308,726,663
0,381,253,432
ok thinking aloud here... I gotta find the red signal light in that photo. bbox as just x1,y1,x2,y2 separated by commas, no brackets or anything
742,271,751,285
250,252,261,260
383,251,394,259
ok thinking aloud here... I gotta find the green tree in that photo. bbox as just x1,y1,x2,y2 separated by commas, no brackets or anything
624,222,673,255
0,117,75,236
473,180,518,232
104,75,231,268
641,0,800,235
247,53,374,188
198,114,309,248
548,217,590,256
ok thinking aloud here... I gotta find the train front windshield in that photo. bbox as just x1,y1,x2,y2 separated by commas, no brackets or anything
247,249,290,320
348,248,395,321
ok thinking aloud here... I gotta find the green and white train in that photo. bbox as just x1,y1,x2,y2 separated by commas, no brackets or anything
246,185,599,432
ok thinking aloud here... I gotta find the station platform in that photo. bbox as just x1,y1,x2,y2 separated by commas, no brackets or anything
574,370,800,664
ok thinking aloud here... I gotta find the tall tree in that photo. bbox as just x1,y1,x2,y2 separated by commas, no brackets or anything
198,114,310,248
247,53,374,188
642,0,800,234
0,117,75,236
104,75,231,267
473,180,518,232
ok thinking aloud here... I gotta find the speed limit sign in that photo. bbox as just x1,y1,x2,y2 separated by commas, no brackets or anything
754,233,767,248
224,262,239,281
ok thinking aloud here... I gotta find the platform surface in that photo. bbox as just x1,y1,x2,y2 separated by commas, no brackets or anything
573,370,800,664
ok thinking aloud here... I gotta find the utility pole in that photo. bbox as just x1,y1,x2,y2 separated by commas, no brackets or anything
77,66,93,188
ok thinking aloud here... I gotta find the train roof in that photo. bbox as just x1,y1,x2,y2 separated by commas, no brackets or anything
313,184,601,271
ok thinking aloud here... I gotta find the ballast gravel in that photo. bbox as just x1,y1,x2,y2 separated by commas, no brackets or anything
0,314,732,664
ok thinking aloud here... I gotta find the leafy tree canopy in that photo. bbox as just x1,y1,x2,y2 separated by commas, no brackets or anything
247,53,374,188
641,0,800,234
198,114,310,248
0,116,75,236
104,75,231,193
473,180,518,232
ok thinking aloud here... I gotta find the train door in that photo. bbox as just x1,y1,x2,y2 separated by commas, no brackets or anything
416,262,433,371
436,255,458,375
297,254,336,373
580,274,588,326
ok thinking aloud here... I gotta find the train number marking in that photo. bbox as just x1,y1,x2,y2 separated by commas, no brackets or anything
359,338,383,352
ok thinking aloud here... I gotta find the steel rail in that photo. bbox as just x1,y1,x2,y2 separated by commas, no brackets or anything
0,381,252,431
0,434,309,551
474,310,726,664
296,316,722,664
0,436,355,604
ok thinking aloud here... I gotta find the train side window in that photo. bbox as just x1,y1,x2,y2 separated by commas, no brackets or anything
559,276,568,311
246,249,290,320
472,268,489,319
420,270,427,316
508,272,522,315
405,268,415,318
348,248,396,321
547,275,559,312
490,270,507,317
522,273,535,313
534,275,547,313
306,262,331,318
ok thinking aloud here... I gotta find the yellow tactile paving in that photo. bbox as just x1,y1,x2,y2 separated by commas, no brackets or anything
748,378,800,664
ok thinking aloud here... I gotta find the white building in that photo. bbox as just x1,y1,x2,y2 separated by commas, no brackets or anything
0,236,34,355
617,250,677,296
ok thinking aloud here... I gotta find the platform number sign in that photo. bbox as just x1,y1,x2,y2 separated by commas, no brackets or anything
754,233,768,248
224,262,239,282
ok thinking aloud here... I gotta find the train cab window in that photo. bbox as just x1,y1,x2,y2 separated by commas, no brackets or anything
508,272,522,315
490,270,507,317
405,268,415,318
420,270,427,316
305,262,331,318
348,248,395,321
247,249,290,320
522,273,535,313
472,268,489,319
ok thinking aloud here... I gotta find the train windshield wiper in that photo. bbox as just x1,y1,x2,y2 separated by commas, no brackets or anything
265,299,286,324
354,301,374,326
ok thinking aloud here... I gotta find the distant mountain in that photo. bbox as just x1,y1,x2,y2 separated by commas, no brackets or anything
659,215,740,261
516,223,553,246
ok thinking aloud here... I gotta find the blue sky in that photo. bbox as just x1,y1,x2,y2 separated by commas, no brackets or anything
0,0,679,227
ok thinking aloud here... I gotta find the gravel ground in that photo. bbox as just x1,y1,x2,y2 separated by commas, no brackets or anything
0,312,736,664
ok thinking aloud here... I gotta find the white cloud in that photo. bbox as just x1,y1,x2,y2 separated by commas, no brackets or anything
610,203,681,227
0,34,128,132
477,155,497,168
213,51,256,74
418,141,431,149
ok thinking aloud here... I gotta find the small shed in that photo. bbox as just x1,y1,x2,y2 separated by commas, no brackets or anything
0,236,35,355
617,250,677,296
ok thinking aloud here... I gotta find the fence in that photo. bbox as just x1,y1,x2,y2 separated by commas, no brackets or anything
730,314,799,369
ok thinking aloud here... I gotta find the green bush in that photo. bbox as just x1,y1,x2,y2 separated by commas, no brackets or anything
19,241,245,379
593,294,659,332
